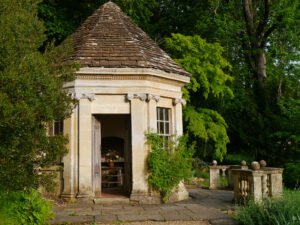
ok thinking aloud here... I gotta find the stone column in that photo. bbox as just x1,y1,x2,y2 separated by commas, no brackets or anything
61,106,78,201
173,98,185,136
77,97,93,200
128,93,149,202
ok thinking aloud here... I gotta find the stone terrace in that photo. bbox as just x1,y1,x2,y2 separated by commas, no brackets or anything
50,187,239,225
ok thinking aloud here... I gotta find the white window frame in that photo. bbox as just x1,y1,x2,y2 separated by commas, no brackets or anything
157,107,171,138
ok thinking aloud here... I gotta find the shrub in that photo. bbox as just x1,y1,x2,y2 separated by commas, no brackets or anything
223,153,254,166
284,161,300,189
193,168,209,178
236,190,300,225
0,0,77,192
0,189,54,225
147,133,194,202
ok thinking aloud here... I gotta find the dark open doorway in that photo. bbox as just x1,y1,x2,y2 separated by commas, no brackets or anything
92,114,132,198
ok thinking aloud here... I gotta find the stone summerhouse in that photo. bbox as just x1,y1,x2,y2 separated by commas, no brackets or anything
60,1,191,203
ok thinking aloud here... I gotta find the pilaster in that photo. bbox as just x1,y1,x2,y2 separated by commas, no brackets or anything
61,106,78,201
128,93,149,201
173,98,186,136
77,98,93,200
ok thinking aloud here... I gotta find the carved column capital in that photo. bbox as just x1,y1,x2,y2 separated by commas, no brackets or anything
147,94,160,102
173,98,186,106
126,93,147,101
68,91,95,102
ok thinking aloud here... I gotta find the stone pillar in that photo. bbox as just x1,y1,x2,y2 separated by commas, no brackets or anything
270,172,283,197
251,172,262,202
209,167,220,189
77,98,93,200
128,93,149,202
231,170,241,202
61,106,78,200
173,98,185,136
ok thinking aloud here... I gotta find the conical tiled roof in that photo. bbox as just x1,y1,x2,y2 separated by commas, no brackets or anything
67,1,190,77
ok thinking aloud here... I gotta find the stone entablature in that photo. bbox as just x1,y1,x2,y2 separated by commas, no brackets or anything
76,67,190,84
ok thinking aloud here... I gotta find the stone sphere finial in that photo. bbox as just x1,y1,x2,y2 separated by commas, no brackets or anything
260,160,267,167
241,160,247,166
251,161,260,170
212,160,217,166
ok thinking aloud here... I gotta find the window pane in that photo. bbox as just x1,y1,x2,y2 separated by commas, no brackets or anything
159,122,164,134
59,120,64,134
157,122,160,133
165,109,169,121
157,108,160,120
159,108,164,121
54,121,60,134
165,122,170,135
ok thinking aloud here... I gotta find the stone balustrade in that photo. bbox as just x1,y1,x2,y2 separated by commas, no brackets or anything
209,161,248,190
231,165,284,203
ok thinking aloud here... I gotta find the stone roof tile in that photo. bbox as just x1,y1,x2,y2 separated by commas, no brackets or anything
67,1,190,77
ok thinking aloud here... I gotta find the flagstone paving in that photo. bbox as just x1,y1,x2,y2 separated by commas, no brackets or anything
50,186,239,225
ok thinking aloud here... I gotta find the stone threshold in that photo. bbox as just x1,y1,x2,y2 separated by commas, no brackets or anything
93,197,130,204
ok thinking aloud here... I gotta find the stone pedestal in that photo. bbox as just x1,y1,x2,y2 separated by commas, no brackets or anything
209,167,220,190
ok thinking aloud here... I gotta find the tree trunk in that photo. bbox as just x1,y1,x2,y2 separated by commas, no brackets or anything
257,51,266,82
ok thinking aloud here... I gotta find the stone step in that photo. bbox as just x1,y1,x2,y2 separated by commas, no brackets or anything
93,197,130,204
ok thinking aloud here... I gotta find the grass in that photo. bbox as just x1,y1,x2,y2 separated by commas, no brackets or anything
219,174,228,187
68,212,78,216
197,180,209,187
235,189,300,225
195,170,229,188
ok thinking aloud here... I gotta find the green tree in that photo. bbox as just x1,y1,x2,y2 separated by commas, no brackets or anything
0,0,77,191
187,0,300,163
38,0,158,45
166,34,233,161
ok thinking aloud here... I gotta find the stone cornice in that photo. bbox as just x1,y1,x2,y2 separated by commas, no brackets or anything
75,74,185,87
76,67,190,84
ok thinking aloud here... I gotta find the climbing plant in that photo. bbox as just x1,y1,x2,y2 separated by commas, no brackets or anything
147,133,194,202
